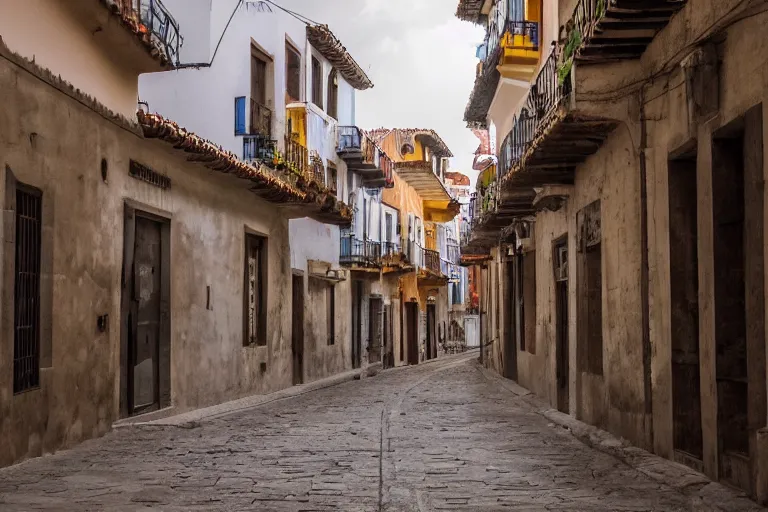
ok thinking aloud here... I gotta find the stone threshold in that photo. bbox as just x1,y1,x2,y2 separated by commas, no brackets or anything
474,361,765,512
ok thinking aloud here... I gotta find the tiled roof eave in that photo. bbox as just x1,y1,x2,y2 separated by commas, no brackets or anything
307,25,373,91
137,112,353,225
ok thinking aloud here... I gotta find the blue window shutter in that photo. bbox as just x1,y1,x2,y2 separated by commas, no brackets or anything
235,97,246,135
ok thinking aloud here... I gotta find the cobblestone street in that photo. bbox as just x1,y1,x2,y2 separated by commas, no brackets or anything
0,353,762,511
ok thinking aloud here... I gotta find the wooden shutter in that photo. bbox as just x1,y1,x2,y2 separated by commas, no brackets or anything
234,96,246,135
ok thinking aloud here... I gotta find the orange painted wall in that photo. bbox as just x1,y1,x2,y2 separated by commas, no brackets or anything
382,172,424,236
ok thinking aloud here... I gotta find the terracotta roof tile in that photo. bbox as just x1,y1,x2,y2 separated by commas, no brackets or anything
137,111,352,226
307,25,373,90
380,128,454,158
455,0,486,24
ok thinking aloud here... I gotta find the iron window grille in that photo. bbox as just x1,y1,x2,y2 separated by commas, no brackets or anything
129,160,171,189
13,185,42,393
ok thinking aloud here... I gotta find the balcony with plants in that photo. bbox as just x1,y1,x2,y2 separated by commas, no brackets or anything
236,100,338,198
337,127,394,188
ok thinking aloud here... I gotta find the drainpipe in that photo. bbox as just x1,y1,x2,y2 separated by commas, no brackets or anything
639,89,654,448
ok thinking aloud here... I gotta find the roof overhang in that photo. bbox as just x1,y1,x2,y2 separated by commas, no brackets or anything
137,111,353,226
307,24,373,90
395,162,452,203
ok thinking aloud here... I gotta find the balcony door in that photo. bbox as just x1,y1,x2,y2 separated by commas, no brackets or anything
250,45,271,137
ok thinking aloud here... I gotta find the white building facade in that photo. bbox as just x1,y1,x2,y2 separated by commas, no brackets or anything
140,0,385,381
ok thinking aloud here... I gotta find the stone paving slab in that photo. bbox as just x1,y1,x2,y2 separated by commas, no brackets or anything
0,352,764,511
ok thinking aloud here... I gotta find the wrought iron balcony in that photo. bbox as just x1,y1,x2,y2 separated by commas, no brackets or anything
340,235,383,268
497,49,567,183
381,241,401,260
284,135,310,178
112,0,181,65
243,135,276,162
423,248,442,276
564,0,687,63
337,127,393,188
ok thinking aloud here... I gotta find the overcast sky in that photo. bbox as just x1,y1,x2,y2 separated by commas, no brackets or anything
290,0,485,175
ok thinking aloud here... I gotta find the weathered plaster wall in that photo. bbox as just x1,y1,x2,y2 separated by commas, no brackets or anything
568,117,648,449
382,173,425,232
516,210,568,407
139,0,357,157
644,8,768,498
0,52,294,467
0,0,142,118
302,276,351,382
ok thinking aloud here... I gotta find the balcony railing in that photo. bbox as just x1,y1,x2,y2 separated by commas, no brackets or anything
476,0,539,76
423,248,441,275
284,135,309,177
338,126,362,152
243,135,276,162
250,99,272,138
340,235,383,267
309,153,326,187
337,126,394,187
382,241,400,260
118,0,182,64
497,49,568,181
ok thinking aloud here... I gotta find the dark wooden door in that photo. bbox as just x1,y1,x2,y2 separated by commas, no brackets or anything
426,304,437,360
383,304,394,369
131,216,162,414
369,298,382,363
352,281,363,369
503,260,518,380
292,275,304,385
121,208,170,419
406,302,419,365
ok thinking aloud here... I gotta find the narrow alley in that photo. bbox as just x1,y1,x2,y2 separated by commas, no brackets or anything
0,352,758,511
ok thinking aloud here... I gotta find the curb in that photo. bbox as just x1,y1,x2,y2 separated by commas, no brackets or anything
473,361,766,512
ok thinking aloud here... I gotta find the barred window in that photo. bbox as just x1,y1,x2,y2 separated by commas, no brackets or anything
13,185,42,393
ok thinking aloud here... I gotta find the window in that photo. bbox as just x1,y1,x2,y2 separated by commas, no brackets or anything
577,201,602,374
285,42,301,102
13,185,42,393
311,56,323,109
385,213,393,243
250,45,272,137
244,233,267,346
251,46,268,105
327,68,339,119
327,284,335,345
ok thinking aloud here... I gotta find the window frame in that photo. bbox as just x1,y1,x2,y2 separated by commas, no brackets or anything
311,55,323,110
285,41,302,103
12,183,43,394
327,68,339,119
243,232,268,347
327,283,336,345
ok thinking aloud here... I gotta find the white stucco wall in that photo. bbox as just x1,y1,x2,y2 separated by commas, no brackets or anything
139,0,365,279
0,0,141,118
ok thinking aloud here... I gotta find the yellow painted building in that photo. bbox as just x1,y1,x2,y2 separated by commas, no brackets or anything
372,128,460,365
